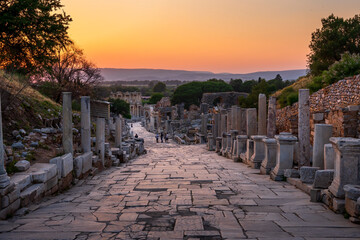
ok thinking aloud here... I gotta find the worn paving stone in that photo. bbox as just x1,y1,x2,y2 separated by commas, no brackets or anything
0,122,359,239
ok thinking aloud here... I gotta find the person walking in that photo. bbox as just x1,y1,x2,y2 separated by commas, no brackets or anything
164,133,168,143
160,132,164,143
155,133,159,143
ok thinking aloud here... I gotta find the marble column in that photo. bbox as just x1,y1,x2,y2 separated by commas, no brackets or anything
81,96,91,153
270,133,297,181
246,108,257,137
236,107,242,134
115,116,122,148
240,108,247,135
250,135,266,169
207,133,215,151
220,132,227,156
312,124,333,169
225,133,232,157
267,97,277,138
245,139,254,164
260,138,277,175
96,118,105,166
298,89,311,167
0,93,10,188
237,135,248,162
231,105,237,130
258,94,267,135
328,137,360,198
201,113,207,136
220,110,227,136
227,109,232,132
62,92,73,155
213,113,220,139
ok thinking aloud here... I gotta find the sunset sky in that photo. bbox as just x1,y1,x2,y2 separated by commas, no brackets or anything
61,0,360,73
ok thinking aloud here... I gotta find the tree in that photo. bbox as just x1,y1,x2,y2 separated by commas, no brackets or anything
36,44,103,102
149,93,164,104
0,0,72,76
153,82,166,92
307,14,360,76
109,98,131,119
229,79,243,92
171,79,233,108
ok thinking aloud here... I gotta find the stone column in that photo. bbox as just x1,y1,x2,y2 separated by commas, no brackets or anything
231,105,237,130
267,97,276,138
246,108,257,137
220,110,227,136
328,137,360,198
270,133,297,181
298,89,311,167
81,96,91,153
62,92,73,155
115,116,122,148
215,137,222,153
250,135,266,169
245,139,254,164
96,118,105,166
324,143,335,169
225,133,232,157
207,133,215,151
201,113,207,136
236,107,242,134
227,109,232,132
0,93,10,188
260,138,277,175
240,108,247,135
237,135,248,162
229,130,238,158
213,113,220,139
312,124,333,169
220,132,227,156
258,94,267,135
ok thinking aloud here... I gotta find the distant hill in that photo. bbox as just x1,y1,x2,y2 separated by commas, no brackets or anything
100,68,308,82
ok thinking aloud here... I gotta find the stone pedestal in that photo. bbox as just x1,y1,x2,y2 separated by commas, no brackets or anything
267,97,276,138
229,130,238,158
270,133,297,181
298,89,310,167
225,133,232,157
215,137,222,153
246,108,257,137
115,116,122,149
0,93,10,189
96,118,105,166
237,135,248,162
207,134,215,151
260,138,277,175
81,96,91,153
220,132,227,156
62,92,73,155
245,139,254,164
312,124,332,169
258,94,267,135
328,137,360,198
250,135,266,169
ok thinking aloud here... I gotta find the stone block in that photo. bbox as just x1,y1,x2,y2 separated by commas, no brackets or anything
1,195,9,209
74,156,83,178
49,157,62,179
344,185,360,201
15,160,30,172
92,155,99,164
0,198,20,220
300,166,319,184
347,105,359,111
44,176,58,192
11,174,31,192
310,188,322,202
284,169,300,178
313,170,334,189
7,187,20,204
27,163,57,183
313,113,324,121
61,153,73,178
82,152,93,174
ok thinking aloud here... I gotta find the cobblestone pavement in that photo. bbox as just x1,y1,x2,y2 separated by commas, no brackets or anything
1,123,360,240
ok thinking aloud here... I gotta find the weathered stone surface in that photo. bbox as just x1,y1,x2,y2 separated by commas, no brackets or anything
313,170,334,189
81,96,91,153
246,108,257,137
300,167,320,184
258,94,267,135
324,143,335,169
74,156,83,178
14,160,30,172
26,163,57,183
50,153,73,179
344,185,360,201
298,89,311,167
82,152,93,174
62,92,73,155
312,124,333,169
284,169,300,178
260,138,277,175
11,174,31,192
249,135,266,169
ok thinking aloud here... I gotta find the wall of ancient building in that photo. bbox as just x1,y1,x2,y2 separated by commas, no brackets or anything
276,75,360,140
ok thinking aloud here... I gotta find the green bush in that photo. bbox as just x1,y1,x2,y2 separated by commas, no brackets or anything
148,93,164,104
109,98,131,119
286,92,298,106
278,87,296,108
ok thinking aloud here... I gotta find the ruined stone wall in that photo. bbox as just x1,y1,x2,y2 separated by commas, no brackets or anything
276,75,360,139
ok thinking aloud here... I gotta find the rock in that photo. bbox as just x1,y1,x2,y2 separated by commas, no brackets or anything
21,152,28,158
313,170,334,189
19,129,26,135
15,160,30,171
33,129,41,133
26,163,58,183
5,146,13,156
15,134,22,140
50,153,73,179
40,128,56,134
284,169,300,178
12,142,25,150
12,130,19,137
344,185,360,201
30,141,39,148
300,166,320,184
72,128,79,134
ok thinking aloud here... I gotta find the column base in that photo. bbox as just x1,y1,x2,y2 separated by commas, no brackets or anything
0,173,10,189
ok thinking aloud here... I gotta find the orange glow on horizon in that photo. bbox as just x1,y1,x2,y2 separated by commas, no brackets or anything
61,0,360,73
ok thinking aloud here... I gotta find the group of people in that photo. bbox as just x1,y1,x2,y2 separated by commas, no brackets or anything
155,132,168,143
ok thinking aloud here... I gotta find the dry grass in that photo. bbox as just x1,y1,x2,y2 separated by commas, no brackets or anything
272,75,313,98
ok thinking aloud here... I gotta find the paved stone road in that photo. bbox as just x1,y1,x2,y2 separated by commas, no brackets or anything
1,123,360,240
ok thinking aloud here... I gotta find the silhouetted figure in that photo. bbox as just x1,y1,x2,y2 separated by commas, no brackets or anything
160,132,164,143
155,134,159,143
135,134,138,138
